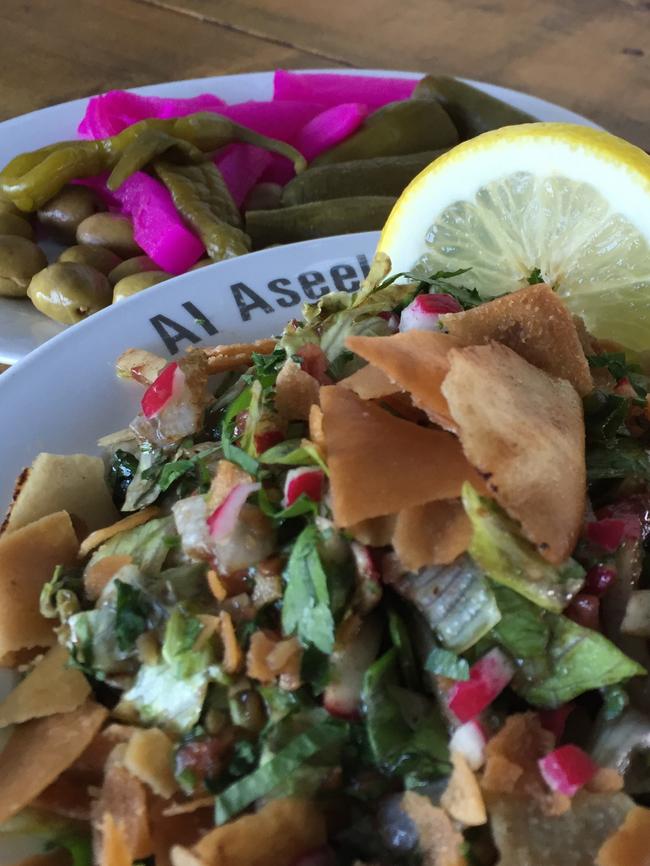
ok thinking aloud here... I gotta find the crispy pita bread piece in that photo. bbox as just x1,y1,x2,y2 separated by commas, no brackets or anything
150,798,213,866
0,511,79,661
442,343,586,564
78,506,161,558
116,348,166,384
321,385,485,526
347,331,462,430
275,359,320,421
440,283,593,396
441,751,487,827
123,727,177,800
171,797,326,866
198,339,277,375
339,363,399,400
3,454,118,536
401,791,466,866
0,644,90,727
93,762,152,861
597,805,650,866
100,813,132,866
348,514,397,546
393,499,471,571
0,699,107,823
488,791,635,866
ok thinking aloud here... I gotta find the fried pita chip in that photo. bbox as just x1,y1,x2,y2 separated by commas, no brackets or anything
441,343,585,564
151,798,213,866
84,554,133,601
116,348,167,384
101,813,131,866
339,364,399,400
220,611,243,675
0,699,107,823
393,499,471,571
123,728,177,800
441,751,487,827
596,805,650,866
172,797,326,866
275,359,320,421
347,331,462,429
93,762,152,860
78,506,161,559
0,644,90,727
309,404,325,451
401,791,466,866
347,514,397,546
321,385,485,526
489,791,634,866
0,512,79,661
199,339,277,375
440,283,593,396
163,798,214,817
587,768,625,794
3,454,118,536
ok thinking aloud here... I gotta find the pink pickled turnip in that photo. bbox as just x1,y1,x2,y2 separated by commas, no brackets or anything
449,720,487,770
215,144,273,208
538,704,574,741
78,90,227,138
538,744,598,797
448,648,514,724
399,293,463,333
141,362,180,419
283,467,325,508
112,172,204,273
273,70,418,112
324,615,382,720
207,482,261,541
295,103,367,162
586,518,627,551
215,99,323,142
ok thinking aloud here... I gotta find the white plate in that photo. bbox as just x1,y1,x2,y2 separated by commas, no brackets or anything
0,69,601,365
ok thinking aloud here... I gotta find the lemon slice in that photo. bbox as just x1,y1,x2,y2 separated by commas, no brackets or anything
378,123,650,351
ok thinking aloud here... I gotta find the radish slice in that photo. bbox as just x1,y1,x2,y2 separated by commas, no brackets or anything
141,362,180,419
538,704,574,741
273,70,418,112
207,482,261,541
449,720,487,770
78,90,227,138
448,648,514,724
538,744,598,796
112,172,204,273
295,103,367,162
324,614,382,719
586,518,627,551
254,428,284,455
283,467,325,508
399,293,463,333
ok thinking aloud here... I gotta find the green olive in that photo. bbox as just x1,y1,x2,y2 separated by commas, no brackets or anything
37,185,105,243
112,270,169,303
244,182,283,211
0,236,47,297
108,255,159,286
0,197,22,218
58,244,122,275
76,213,141,258
189,258,212,271
0,213,33,240
27,262,112,324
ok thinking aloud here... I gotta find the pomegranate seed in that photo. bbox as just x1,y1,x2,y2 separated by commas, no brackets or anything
565,593,600,631
583,565,617,596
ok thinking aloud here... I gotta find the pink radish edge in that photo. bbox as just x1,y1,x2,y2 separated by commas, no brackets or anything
207,482,261,540
141,362,181,419
448,648,514,724
283,468,325,508
538,744,598,797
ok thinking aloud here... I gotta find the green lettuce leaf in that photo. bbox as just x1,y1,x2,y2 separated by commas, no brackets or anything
87,516,174,576
491,586,646,707
0,809,92,866
258,438,328,473
214,719,346,824
362,649,450,783
463,484,584,612
425,647,470,681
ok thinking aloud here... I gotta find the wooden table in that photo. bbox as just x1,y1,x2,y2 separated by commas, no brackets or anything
1,0,647,146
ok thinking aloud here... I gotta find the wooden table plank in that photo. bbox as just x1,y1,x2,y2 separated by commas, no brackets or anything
0,0,334,121
148,0,650,146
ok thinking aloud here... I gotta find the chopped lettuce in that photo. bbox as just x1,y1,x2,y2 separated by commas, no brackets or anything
362,649,450,784
395,555,501,653
115,579,151,652
425,647,470,681
0,808,92,866
463,484,584,612
491,586,646,707
87,516,175,576
258,438,328,473
121,445,166,511
214,719,347,824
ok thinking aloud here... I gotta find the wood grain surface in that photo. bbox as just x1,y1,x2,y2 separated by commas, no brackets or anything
0,0,647,145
